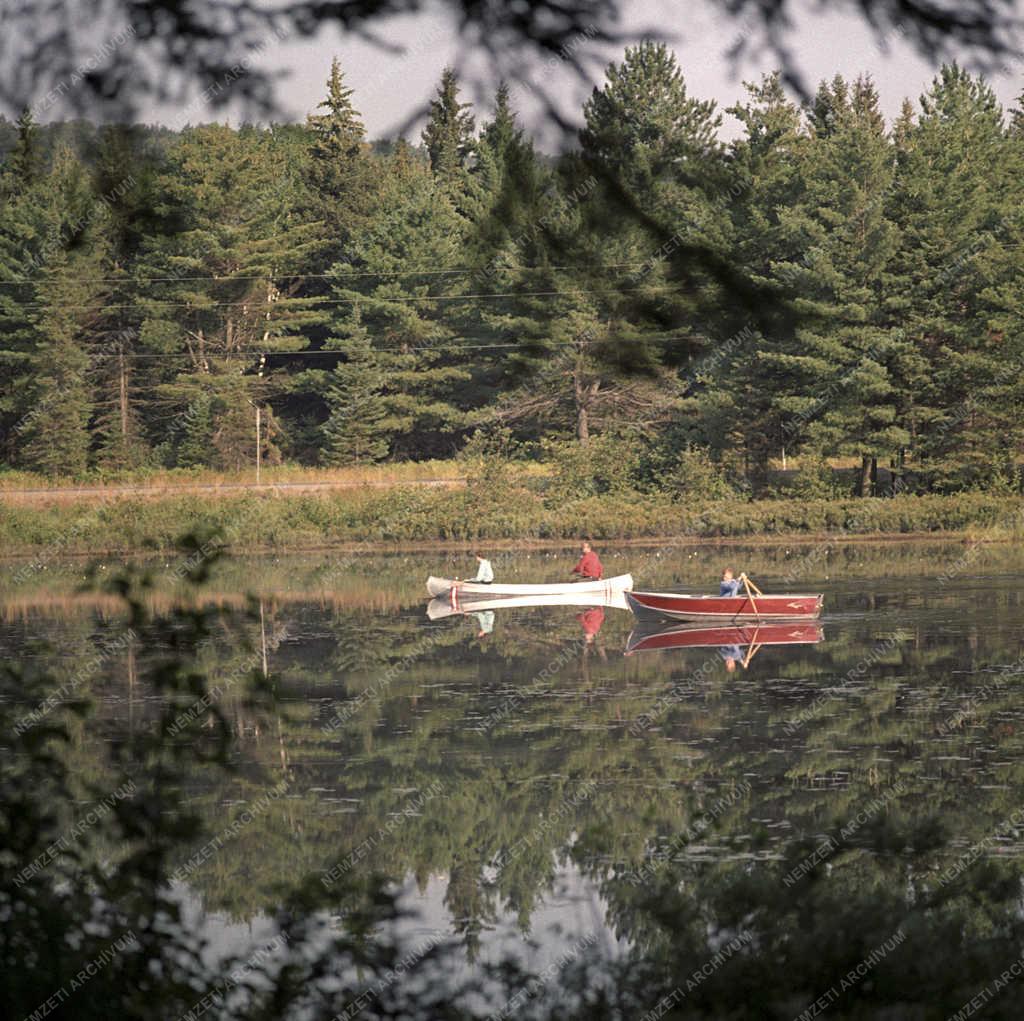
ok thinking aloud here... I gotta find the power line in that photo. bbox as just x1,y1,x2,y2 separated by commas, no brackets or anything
0,262,657,287
1,285,681,314
43,335,696,360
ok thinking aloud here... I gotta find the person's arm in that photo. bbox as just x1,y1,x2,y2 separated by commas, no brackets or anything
571,557,583,575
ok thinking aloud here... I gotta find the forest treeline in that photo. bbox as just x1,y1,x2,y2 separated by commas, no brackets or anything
2,45,1023,497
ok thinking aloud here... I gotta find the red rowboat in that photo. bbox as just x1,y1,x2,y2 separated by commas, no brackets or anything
625,589,823,624
626,622,824,655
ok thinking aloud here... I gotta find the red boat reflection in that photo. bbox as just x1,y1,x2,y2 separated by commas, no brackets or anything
625,622,824,656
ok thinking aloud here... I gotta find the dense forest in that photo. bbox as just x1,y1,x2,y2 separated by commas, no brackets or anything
2,44,1023,496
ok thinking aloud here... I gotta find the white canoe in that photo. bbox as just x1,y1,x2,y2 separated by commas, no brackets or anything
427,588,631,620
426,573,633,599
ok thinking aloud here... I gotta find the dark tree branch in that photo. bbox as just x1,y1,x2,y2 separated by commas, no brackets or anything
1,0,1019,125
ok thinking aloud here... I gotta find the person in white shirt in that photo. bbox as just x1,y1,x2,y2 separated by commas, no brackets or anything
470,610,495,637
471,553,494,584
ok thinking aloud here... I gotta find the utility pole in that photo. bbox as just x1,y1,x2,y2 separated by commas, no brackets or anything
255,352,266,484
256,276,277,486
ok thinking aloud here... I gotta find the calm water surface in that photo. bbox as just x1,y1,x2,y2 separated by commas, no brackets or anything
4,542,1024,974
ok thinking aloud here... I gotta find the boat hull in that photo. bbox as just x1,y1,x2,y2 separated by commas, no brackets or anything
426,573,633,599
428,588,630,620
626,590,823,623
626,622,824,654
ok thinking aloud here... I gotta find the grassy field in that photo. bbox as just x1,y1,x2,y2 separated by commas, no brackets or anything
1,482,1021,557
0,461,475,496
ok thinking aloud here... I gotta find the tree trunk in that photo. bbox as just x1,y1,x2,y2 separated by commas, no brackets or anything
573,374,594,444
858,454,874,497
118,346,129,454
576,403,589,443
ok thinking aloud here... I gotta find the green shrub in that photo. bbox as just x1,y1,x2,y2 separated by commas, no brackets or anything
780,457,848,500
663,445,738,501
457,426,534,463
541,435,642,501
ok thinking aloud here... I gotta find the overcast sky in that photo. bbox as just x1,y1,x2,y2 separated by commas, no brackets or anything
137,0,1024,144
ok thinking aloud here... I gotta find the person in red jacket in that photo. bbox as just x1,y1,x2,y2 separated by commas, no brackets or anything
576,606,605,640
571,540,603,580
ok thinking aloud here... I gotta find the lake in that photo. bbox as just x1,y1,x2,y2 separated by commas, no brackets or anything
4,540,1024,1014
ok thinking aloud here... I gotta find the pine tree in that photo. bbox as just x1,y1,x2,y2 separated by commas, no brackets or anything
321,329,388,464
706,76,906,492
86,127,167,469
891,98,916,155
580,41,722,199
579,41,728,310
458,82,555,405
0,115,49,462
784,75,906,493
885,64,1012,486
479,82,519,163
1009,89,1024,138
308,58,365,170
575,43,728,442
20,146,110,475
421,67,476,176
306,58,374,249
137,125,319,467
210,375,282,471
470,81,536,227
176,392,215,468
808,75,850,138
689,73,810,474
969,87,1024,484
323,145,470,458
21,323,92,476
8,108,42,184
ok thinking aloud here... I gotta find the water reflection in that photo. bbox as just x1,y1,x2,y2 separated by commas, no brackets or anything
4,543,1024,979
625,621,825,657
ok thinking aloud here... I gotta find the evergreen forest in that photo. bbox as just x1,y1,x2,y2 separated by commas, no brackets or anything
2,46,1023,497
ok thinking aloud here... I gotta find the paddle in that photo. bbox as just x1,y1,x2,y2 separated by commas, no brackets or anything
740,573,763,620
741,624,762,668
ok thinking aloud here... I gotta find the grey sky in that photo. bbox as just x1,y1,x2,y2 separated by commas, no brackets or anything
117,0,1024,143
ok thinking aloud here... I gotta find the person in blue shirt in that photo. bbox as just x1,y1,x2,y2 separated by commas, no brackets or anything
718,644,743,672
719,567,742,597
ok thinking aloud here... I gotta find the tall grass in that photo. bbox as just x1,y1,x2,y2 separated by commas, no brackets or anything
1,488,1021,555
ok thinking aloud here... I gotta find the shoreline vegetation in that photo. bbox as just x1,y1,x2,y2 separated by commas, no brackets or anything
1,477,1021,556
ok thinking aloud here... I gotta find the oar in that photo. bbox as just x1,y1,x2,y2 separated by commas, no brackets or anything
742,573,764,596
742,624,762,668
741,573,762,621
